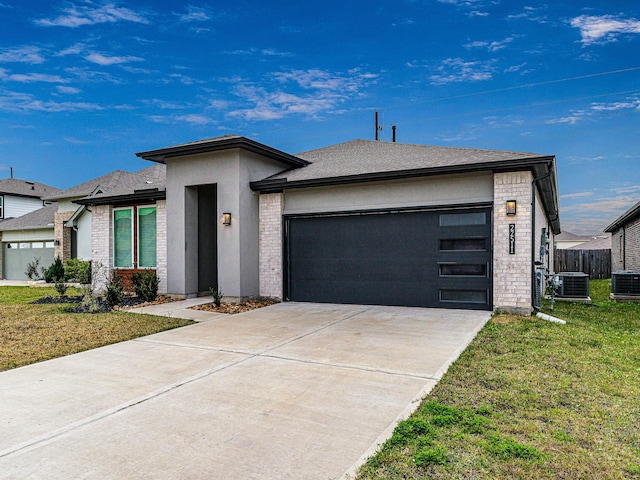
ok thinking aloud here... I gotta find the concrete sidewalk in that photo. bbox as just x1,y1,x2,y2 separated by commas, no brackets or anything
0,303,490,479
126,295,227,322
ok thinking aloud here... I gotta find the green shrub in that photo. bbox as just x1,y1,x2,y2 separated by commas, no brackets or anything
209,286,224,307
44,257,65,283
132,269,159,302
64,259,91,284
105,274,123,307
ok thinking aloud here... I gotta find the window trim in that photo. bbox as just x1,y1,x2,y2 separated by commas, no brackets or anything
112,204,157,270
0,195,3,219
136,205,157,269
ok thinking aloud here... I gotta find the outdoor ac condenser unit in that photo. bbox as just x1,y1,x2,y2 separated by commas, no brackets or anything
612,271,640,296
555,272,589,298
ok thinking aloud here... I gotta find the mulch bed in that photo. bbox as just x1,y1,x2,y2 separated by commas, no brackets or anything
190,298,279,314
31,294,179,314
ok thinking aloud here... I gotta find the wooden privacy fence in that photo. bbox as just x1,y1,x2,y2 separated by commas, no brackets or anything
554,249,611,279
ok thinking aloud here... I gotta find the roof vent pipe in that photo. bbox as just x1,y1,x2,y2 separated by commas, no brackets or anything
392,125,397,143
10,167,13,178
375,111,381,141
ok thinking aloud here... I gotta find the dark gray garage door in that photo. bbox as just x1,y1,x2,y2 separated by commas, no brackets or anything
285,206,492,310
2,242,54,280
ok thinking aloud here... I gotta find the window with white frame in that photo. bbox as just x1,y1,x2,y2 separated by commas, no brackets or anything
113,205,157,268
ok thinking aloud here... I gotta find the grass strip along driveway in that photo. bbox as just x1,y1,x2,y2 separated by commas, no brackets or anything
0,287,193,372
357,280,640,479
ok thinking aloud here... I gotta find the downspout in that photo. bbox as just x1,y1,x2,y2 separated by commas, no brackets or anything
531,167,555,310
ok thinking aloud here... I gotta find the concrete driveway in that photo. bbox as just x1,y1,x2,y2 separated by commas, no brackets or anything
0,302,490,479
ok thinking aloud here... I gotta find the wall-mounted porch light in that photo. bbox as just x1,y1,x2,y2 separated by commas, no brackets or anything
222,212,232,226
54,240,60,246
506,200,517,216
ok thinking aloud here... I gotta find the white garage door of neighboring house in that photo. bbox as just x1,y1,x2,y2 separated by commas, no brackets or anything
2,241,55,280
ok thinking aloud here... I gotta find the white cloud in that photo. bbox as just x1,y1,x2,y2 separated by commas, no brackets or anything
430,58,494,84
560,191,594,199
0,46,45,64
546,110,588,125
177,5,211,22
148,113,214,125
35,2,150,27
56,85,81,94
571,14,640,45
0,90,102,112
0,69,69,83
507,6,548,23
547,95,640,124
228,68,378,121
465,37,514,52
85,52,144,65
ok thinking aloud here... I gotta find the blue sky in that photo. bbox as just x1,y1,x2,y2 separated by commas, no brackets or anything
1,0,639,234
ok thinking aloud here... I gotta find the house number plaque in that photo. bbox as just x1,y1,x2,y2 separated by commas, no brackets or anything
509,223,516,254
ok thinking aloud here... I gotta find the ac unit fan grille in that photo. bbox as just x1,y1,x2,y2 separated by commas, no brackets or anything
556,273,589,298
612,272,640,295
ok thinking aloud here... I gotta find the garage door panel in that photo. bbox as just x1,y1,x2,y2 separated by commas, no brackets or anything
286,207,492,310
3,244,54,281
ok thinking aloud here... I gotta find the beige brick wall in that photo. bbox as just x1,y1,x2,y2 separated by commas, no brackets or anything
493,171,534,314
259,193,283,298
91,204,112,293
54,211,74,261
0,232,3,280
156,199,167,293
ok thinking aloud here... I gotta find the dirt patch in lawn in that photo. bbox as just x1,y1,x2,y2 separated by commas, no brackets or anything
190,298,279,315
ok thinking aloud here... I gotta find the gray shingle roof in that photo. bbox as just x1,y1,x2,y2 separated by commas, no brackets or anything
44,164,166,201
71,164,167,205
265,139,546,182
567,234,611,250
604,200,640,232
0,203,57,231
0,178,61,199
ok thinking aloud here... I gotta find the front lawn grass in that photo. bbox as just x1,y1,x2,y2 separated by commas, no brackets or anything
357,279,640,479
0,286,193,371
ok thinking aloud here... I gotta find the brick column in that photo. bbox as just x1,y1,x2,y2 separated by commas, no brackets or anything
91,204,112,293
54,211,74,261
0,232,3,280
493,171,533,314
156,200,167,294
259,193,283,299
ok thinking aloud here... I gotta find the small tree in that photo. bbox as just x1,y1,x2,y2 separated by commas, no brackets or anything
209,286,223,308
25,257,43,281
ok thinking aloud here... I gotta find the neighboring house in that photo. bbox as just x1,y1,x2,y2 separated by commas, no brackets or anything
554,231,594,250
0,204,58,280
0,178,61,280
605,200,640,271
44,165,166,266
566,234,611,250
99,134,561,315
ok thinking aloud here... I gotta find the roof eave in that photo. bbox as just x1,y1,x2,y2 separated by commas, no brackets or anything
75,189,166,206
136,136,310,169
250,155,561,234
604,201,640,232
